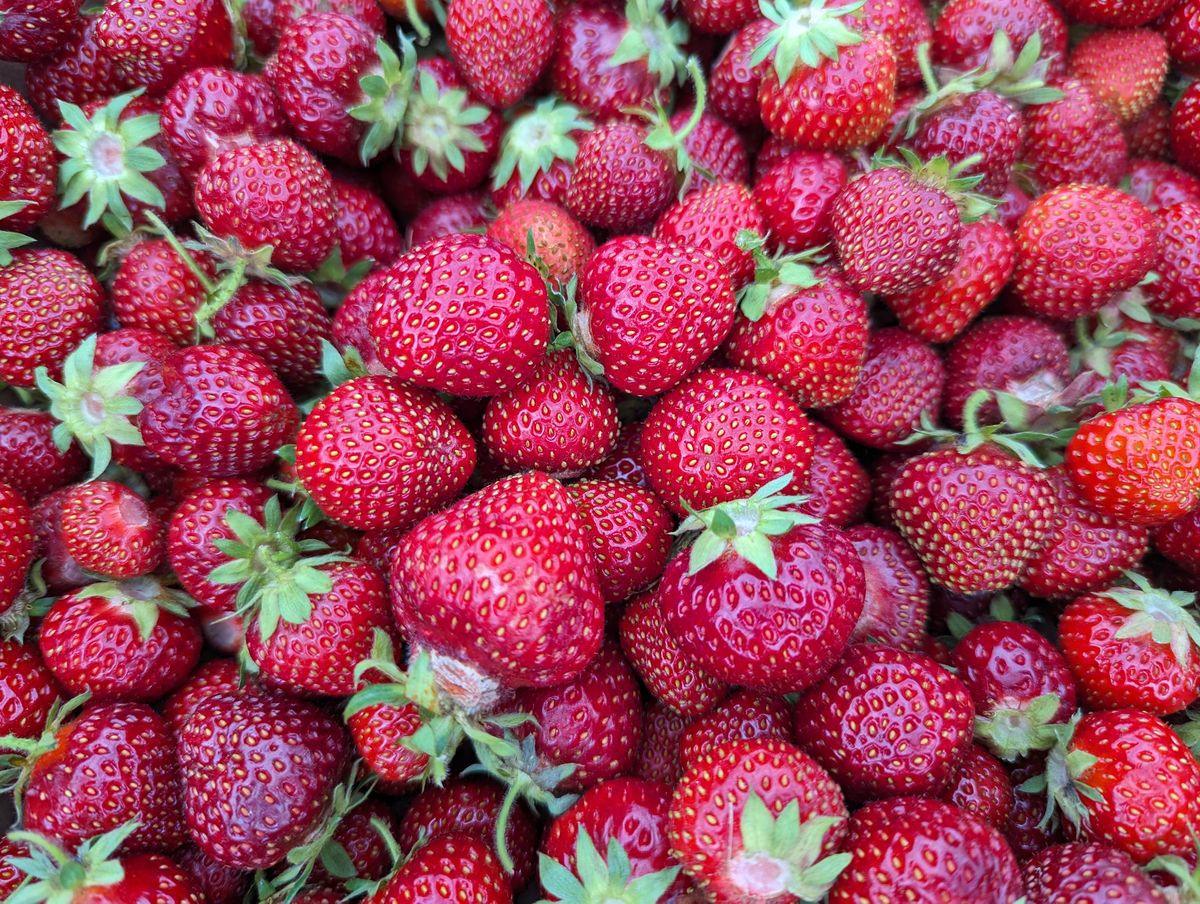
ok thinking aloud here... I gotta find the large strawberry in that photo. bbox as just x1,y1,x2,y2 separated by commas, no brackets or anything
0,640,60,740
1022,77,1128,189
0,481,33,617
446,0,553,108
95,0,233,94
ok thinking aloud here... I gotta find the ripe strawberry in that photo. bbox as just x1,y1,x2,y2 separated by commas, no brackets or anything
109,238,214,345
569,234,736,397
139,345,298,478
941,744,1014,829
1070,28,1168,124
567,479,672,604
619,590,729,716
891,444,1058,593
0,86,55,231
483,350,620,478
679,0,755,35
668,738,851,902
55,481,163,579
370,233,550,397
1024,842,1170,903
0,639,60,740
677,690,791,771
845,524,928,649
176,844,251,904
302,796,398,889
346,691,428,791
1147,202,1200,319
928,0,1061,79
587,422,648,487
0,0,76,62
1065,398,1200,525
671,107,751,189
755,2,896,150
38,578,201,704
1167,0,1200,76
367,834,512,904
0,836,25,897
1060,0,1174,26
95,0,232,93
794,422,870,528
489,98,588,209
653,181,763,286
824,327,945,449
0,480,33,615
564,120,676,234
193,138,337,273
794,644,974,799
391,471,605,701
407,191,490,246
829,797,1023,901
1022,78,1128,189
640,368,815,516
398,777,540,890
487,199,595,284
446,0,553,108
883,218,1015,344
1125,100,1172,157
21,701,188,853
178,692,349,869
161,658,273,737
709,18,773,127
24,15,134,120
0,249,103,389
636,701,691,785
331,177,402,270
1172,81,1200,175
1018,466,1149,599
852,0,931,87
296,375,475,532
1012,183,1157,320
269,0,386,39
1156,510,1200,575
752,151,847,253
658,477,865,693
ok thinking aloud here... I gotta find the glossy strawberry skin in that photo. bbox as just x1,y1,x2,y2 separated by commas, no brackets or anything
912,91,1022,196
178,692,349,870
110,238,214,346
636,701,692,785
1023,842,1169,903
0,0,77,62
446,0,553,108
941,744,1014,829
1022,78,1128,190
1147,201,1200,319
0,85,55,229
80,853,205,904
1172,82,1200,176
0,639,60,739
347,695,429,790
565,121,675,234
161,658,273,737
333,178,403,269
25,15,135,119
57,481,164,579
931,0,1067,74
795,422,870,528
95,0,233,94
845,524,929,649
0,480,33,615
752,151,848,253
659,524,865,694
710,18,773,127
567,479,672,604
677,690,791,772
368,833,512,904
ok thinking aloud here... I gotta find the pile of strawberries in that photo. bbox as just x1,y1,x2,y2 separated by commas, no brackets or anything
1,0,1200,898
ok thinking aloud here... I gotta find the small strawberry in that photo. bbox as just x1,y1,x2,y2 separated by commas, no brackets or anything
795,422,870,528
0,481,33,617
564,119,677,234
95,0,233,94
1156,510,1200,576
176,844,251,904
709,18,773,127
751,150,847,253
109,238,214,345
1022,78,1128,189
0,640,60,741
845,524,929,649
55,481,163,579
24,15,134,120
677,690,791,772
345,692,428,792
567,479,673,604
636,701,692,785
941,744,1014,829
1070,28,1168,124
331,177,402,271
487,199,595,284
0,86,55,231
1024,842,1170,904
1171,82,1200,175
367,834,512,904
1167,0,1200,76
446,0,554,108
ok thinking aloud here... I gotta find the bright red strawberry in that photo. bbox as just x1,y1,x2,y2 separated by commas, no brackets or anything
671,107,751,189
193,138,337,273
20,701,188,854
370,233,550,397
795,422,870,528
824,327,945,449
95,0,232,93
677,690,791,772
570,234,737,397
1070,28,1168,125
55,481,163,579
0,836,24,897
0,85,55,231
752,151,847,253
567,479,672,604
161,658,273,737
653,181,763,286
398,777,540,890
296,375,475,532
109,238,214,345
1147,201,1200,319
331,177,402,270
941,744,1014,829
367,834,512,904
0,480,33,615
587,422,648,487
658,478,865,694
446,0,553,108
1024,842,1170,903
487,199,595,284
640,368,815,516
1022,78,1128,189
301,796,398,889
38,578,201,704
564,120,676,234
1065,398,1200,525
407,191,490,246
24,15,134,120
177,692,349,869
636,701,691,785
1125,157,1200,213
139,345,298,478
845,524,928,649
829,797,1023,902
346,693,428,791
668,738,851,903
0,0,77,62
1172,82,1200,175
794,644,974,799
0,639,60,741
709,18,773,127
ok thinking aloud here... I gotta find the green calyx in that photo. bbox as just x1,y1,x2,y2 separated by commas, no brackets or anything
751,0,865,86
6,822,138,904
735,230,825,322
534,831,680,904
492,98,592,196
609,0,689,90
403,69,490,182
635,57,711,188
975,693,1063,761
1146,853,1200,904
0,200,35,266
548,275,605,380
1103,572,1200,671
308,246,373,308
1019,713,1100,834
882,148,996,222
35,334,145,480
0,693,90,815
730,795,850,902
349,34,419,165
52,90,166,234
208,496,347,646
676,473,818,580
73,577,194,644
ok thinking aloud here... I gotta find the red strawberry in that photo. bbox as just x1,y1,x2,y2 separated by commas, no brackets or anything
1065,398,1200,525
446,0,553,108
270,0,386,39
177,692,349,869
587,422,648,487
677,690,791,772
0,480,33,616
845,524,929,649
564,120,676,234
367,834,512,904
489,98,588,209
487,199,594,284
640,367,815,516
670,107,751,189
483,349,620,477
829,797,1023,901
794,644,974,800
346,693,428,791
0,639,60,741
332,177,402,270
1156,509,1200,576
709,19,773,127
668,738,851,903
161,658,273,737
795,422,870,528
1022,78,1128,189
176,844,251,904
24,15,134,120
370,233,550,397
0,86,55,231
1171,82,1200,175
296,375,475,532
0,0,77,62
752,151,848,253
636,701,692,785
852,0,931,87
1006,755,1063,860
941,744,1014,829
1147,202,1200,320
54,481,163,579
679,0,755,35
951,621,1077,761
1024,842,1170,903
1060,0,1174,26
38,577,201,704
653,181,764,286
1070,28,1168,124
95,0,232,93
567,478,672,604
109,238,214,345
407,191,490,246
570,234,737,397
1125,158,1200,213
1125,101,1172,158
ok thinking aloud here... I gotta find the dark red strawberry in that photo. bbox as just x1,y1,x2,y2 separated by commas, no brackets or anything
941,743,1014,830
0,639,60,740
161,658,273,737
635,701,692,785
1156,510,1200,576
0,480,33,617
845,524,929,649
567,479,672,604
109,238,214,345
368,834,512,904
407,191,490,246
176,844,251,904
587,422,649,487
0,85,55,231
332,177,402,270
709,18,773,127
752,151,847,253
1147,202,1200,320
677,690,791,772
671,107,751,189
1022,78,1128,189
24,15,134,120
1060,0,1174,26
1024,842,1169,903
446,0,553,108
0,0,77,62
794,422,870,528
931,0,1067,75
95,0,233,94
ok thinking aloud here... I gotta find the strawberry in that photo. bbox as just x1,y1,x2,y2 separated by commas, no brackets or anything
619,590,729,716
668,738,851,902
1012,183,1157,320
346,694,429,791
0,0,77,62
795,422,870,528
640,367,815,516
0,480,33,616
1167,0,1200,76
951,621,1077,761
1156,510,1200,576
671,107,751,188
1070,28,1168,124
829,797,1023,901
0,837,25,898
109,238,214,345
1125,101,1172,158
139,345,297,478
270,0,386,39
367,834,512,904
636,701,691,785
55,481,163,579
883,218,1015,344
564,119,676,234
446,0,554,109
24,15,134,120
483,350,620,478
1147,202,1200,319
398,777,540,890
653,181,764,286
177,691,349,869
161,658,272,737
0,86,55,231
679,0,755,35
1006,755,1063,860
1060,0,1174,26
407,191,490,246
824,327,945,450
38,578,201,704
18,701,188,854
568,234,737,397
852,0,931,87
489,98,589,209
391,471,605,702
95,0,232,94
296,375,475,532
487,199,594,286
176,844,251,904
752,151,847,253
331,177,402,270
709,18,773,127
931,0,1067,78
794,644,974,799
305,796,399,889
677,690,791,771
1064,398,1200,525
657,476,865,693
1172,81,1200,175
941,744,1014,829
1022,78,1128,189
755,1,896,150
587,422,649,487
1024,842,1170,904
0,640,60,740
845,524,928,649
566,479,672,604
193,138,337,273
370,233,550,397
0,249,103,389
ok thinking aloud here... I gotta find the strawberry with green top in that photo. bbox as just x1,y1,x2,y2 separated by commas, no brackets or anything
490,98,591,208
366,834,512,904
536,820,681,904
94,0,233,95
